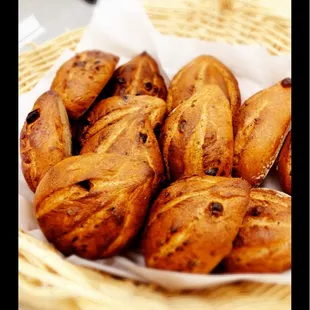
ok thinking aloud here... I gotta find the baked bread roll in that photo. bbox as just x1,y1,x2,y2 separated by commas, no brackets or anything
104,51,167,100
20,90,72,192
78,95,167,194
34,153,154,259
161,85,233,181
51,50,119,120
233,78,291,186
142,176,250,273
277,131,291,195
222,188,291,273
167,55,241,116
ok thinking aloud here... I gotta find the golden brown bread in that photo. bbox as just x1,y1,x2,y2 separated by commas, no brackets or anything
222,188,291,273
20,90,72,192
166,55,241,116
233,78,291,186
34,153,154,259
78,95,167,194
104,51,167,100
51,50,119,120
161,85,234,181
277,131,291,195
142,176,251,273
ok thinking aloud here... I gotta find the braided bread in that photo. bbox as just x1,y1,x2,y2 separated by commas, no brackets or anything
233,78,291,186
103,52,167,100
78,95,167,194
166,55,241,116
161,85,233,181
20,90,72,192
34,153,154,259
142,176,250,273
51,50,119,119
222,188,291,273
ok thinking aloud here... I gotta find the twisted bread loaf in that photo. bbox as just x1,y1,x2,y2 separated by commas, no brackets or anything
161,85,234,181
222,188,291,273
103,52,167,100
233,78,291,186
78,95,167,194
142,176,250,273
20,90,72,192
166,55,240,116
34,153,154,259
51,50,119,119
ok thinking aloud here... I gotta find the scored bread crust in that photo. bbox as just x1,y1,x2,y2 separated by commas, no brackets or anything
51,50,119,120
77,95,167,195
34,153,154,259
277,131,291,195
103,51,167,100
142,175,250,273
233,79,291,186
20,90,72,192
166,55,241,116
222,188,291,273
161,85,234,181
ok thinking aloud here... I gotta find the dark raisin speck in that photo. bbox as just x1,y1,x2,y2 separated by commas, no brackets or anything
95,66,100,71
94,60,101,64
170,226,179,233
136,91,143,96
144,82,152,91
248,205,264,217
153,86,159,94
209,202,224,217
77,180,93,191
140,132,148,143
26,109,40,124
187,260,197,269
204,167,218,176
122,95,128,101
178,120,187,133
281,78,291,88
72,236,79,243
74,61,87,68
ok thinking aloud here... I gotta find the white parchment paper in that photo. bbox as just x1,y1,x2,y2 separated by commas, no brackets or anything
18,0,291,290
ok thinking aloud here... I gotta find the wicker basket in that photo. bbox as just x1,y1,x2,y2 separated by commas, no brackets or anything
18,1,291,309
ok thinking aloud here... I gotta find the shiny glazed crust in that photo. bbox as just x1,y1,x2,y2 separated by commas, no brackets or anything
161,85,234,181
142,176,250,273
277,131,291,195
222,188,291,273
34,153,154,259
78,95,167,195
51,50,119,119
233,79,291,186
20,90,72,192
104,52,167,100
166,55,241,116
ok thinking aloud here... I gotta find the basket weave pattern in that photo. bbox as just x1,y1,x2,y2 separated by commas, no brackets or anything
19,1,291,309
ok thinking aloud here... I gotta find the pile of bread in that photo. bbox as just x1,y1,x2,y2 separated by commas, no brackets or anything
20,50,291,274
